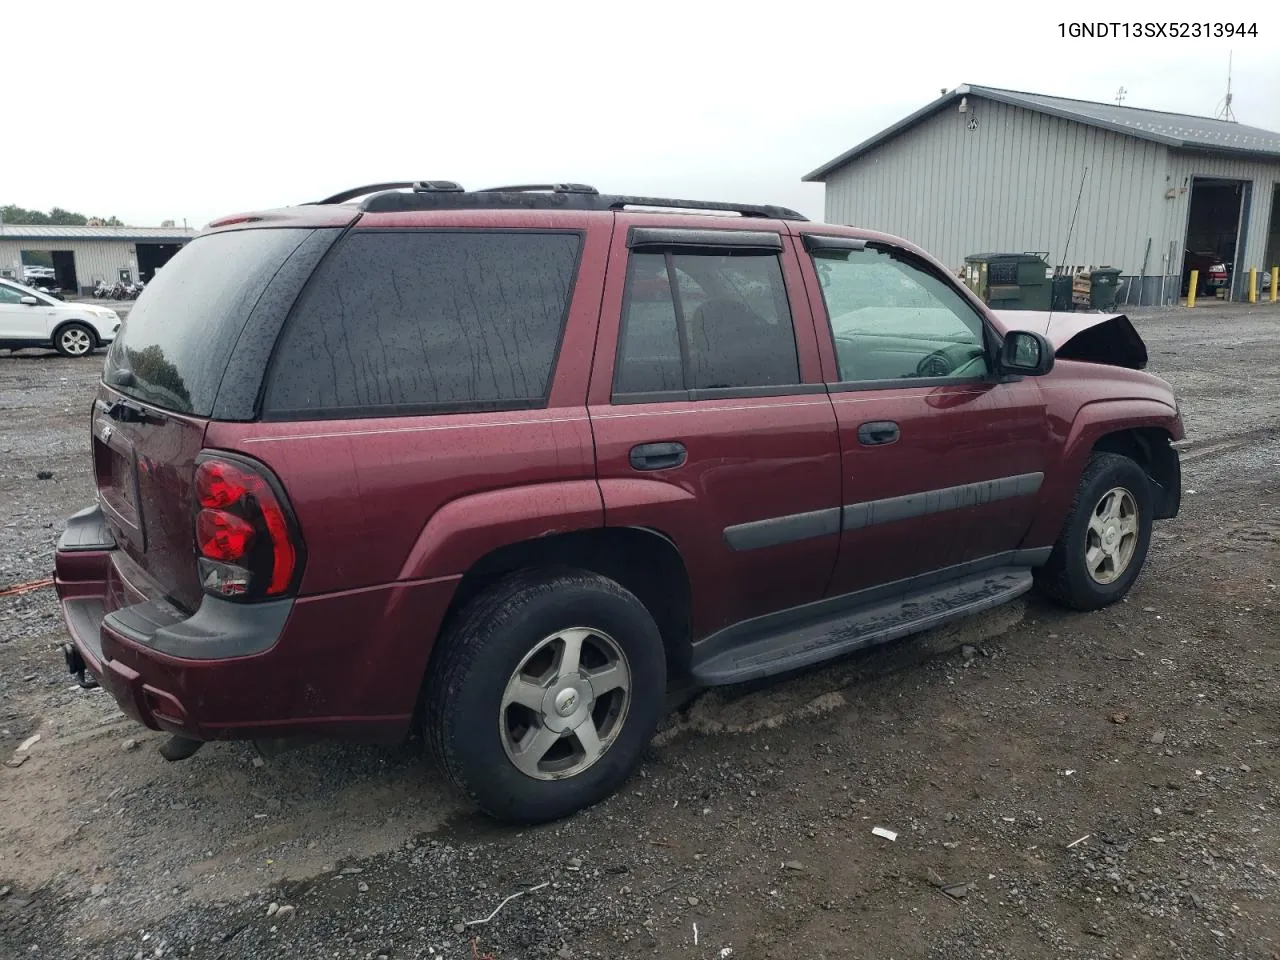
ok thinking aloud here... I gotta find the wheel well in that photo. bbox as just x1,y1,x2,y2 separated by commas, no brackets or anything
52,319,98,347
439,527,693,678
1092,428,1180,518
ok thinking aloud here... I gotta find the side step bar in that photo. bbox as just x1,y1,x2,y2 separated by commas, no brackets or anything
690,567,1034,686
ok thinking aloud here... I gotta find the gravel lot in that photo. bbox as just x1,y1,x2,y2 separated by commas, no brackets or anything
2,303,1278,960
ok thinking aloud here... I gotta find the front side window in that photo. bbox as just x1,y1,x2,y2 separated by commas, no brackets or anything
0,284,27,305
813,246,990,383
264,231,581,417
614,250,799,396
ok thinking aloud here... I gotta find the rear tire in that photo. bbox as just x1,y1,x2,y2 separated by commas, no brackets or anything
424,568,666,823
54,322,96,358
1035,452,1153,611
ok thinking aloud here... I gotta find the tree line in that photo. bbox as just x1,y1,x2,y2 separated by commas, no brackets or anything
1,204,124,227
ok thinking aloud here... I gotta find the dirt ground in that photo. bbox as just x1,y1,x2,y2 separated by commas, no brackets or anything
2,303,1278,960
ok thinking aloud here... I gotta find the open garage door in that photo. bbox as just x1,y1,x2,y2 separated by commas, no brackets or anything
136,243,185,282
19,249,78,297
1183,178,1246,300
51,251,78,295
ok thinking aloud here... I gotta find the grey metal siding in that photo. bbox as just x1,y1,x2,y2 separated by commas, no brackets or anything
0,239,167,291
821,96,1172,280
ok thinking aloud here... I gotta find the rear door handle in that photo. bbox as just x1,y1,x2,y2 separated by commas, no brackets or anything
857,420,900,445
629,441,687,471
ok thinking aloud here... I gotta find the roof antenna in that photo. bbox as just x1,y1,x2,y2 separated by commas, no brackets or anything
1215,51,1237,122
1049,166,1090,336
1114,86,1127,106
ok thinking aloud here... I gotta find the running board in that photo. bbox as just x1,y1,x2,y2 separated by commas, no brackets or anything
690,567,1034,686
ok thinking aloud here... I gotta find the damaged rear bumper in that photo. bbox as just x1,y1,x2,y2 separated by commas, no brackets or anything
53,504,453,744
54,505,291,739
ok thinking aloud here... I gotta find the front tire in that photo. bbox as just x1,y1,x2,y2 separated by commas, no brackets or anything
54,322,96,358
1035,452,1154,611
424,569,666,823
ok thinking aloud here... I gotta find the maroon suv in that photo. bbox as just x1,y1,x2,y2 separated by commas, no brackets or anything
54,182,1183,823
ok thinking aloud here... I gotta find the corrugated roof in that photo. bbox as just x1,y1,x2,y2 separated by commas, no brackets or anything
803,84,1280,181
0,224,196,242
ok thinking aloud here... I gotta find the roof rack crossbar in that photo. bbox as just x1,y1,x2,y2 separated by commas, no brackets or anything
313,182,419,205
310,181,466,205
605,195,804,219
412,181,466,193
353,189,806,220
476,183,600,195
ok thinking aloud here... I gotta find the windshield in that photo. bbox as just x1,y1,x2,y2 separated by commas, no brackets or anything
103,228,312,415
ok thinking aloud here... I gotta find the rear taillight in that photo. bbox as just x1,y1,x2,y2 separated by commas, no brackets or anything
196,509,256,561
193,454,303,601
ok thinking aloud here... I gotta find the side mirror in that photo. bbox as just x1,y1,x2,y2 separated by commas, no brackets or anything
999,330,1054,376
20,296,40,306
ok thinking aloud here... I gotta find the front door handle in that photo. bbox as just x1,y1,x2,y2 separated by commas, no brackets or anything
857,420,900,446
629,441,687,471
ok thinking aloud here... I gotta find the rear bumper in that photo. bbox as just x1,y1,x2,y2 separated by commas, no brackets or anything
55,505,459,743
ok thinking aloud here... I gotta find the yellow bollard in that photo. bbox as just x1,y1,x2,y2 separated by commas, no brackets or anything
1272,266,1278,303
1249,267,1258,303
1187,270,1198,307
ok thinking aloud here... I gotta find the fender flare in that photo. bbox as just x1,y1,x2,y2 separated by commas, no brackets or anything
1061,397,1180,472
51,317,100,348
397,479,604,582
1023,397,1180,548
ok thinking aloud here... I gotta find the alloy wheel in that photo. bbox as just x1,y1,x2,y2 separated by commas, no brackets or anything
60,328,92,356
1085,486,1139,584
499,627,632,781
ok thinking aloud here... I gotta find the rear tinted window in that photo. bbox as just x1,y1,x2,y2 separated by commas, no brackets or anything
614,251,799,396
103,228,312,415
263,231,581,418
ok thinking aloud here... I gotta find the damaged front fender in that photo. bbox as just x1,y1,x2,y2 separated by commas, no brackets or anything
990,311,1148,370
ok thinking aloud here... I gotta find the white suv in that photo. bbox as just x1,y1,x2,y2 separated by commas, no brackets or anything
0,278,121,357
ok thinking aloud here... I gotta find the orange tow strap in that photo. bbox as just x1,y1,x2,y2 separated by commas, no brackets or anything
0,577,54,598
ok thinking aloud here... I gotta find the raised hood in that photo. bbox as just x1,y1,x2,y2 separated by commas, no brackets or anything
990,311,1148,370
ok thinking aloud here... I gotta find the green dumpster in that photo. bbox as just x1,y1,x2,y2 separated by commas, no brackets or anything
1088,267,1122,311
962,253,1053,311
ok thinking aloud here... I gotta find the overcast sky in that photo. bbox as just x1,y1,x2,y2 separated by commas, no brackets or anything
6,0,1277,226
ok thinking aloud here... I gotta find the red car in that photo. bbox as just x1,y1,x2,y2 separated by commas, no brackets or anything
1182,251,1229,296
55,182,1183,823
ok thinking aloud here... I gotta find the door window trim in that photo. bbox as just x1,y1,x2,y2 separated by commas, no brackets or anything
628,226,784,252
807,240,1001,393
802,234,867,254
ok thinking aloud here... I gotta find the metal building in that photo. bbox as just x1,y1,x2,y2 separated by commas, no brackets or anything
804,84,1280,305
0,224,196,295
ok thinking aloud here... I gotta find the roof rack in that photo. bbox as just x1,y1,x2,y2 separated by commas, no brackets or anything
310,181,807,220
476,183,600,195
313,181,465,204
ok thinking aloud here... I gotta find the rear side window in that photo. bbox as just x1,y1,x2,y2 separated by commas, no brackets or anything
614,251,799,396
102,228,313,415
264,231,580,418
